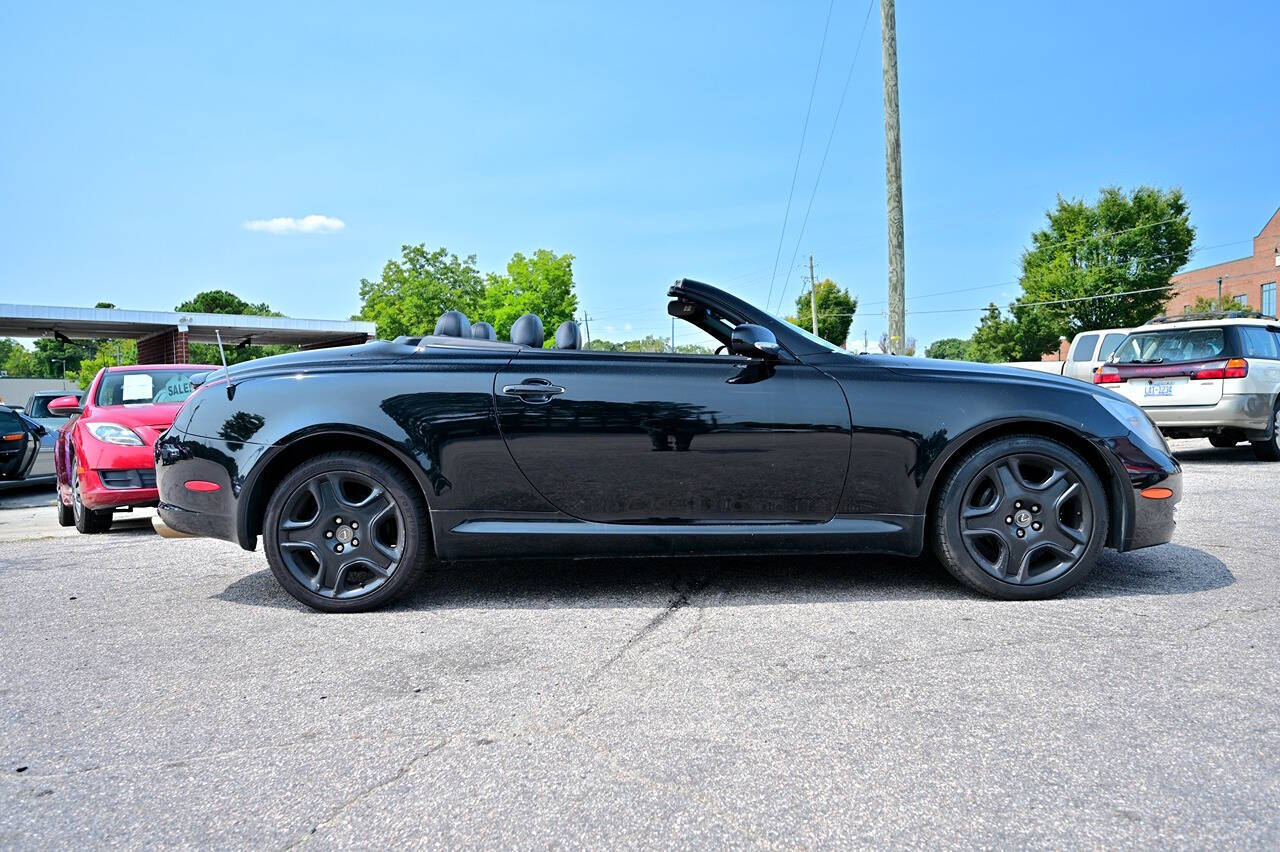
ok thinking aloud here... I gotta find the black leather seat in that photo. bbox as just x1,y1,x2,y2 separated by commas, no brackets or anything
470,322,497,341
433,311,471,337
554,321,582,350
510,314,545,348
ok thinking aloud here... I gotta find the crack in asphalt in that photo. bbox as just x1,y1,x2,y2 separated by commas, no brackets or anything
287,739,450,848
1192,605,1274,632
592,575,715,677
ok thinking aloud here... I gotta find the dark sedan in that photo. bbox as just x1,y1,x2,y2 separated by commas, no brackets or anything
156,279,1181,612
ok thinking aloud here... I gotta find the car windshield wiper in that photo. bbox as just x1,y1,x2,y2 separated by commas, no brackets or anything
1125,358,1165,364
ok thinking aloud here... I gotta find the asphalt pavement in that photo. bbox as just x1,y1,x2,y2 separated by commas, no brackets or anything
0,439,1276,848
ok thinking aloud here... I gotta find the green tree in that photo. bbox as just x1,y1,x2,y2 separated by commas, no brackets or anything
966,186,1194,362
789,279,856,347
175,290,294,365
31,337,94,379
76,340,138,388
175,290,280,317
1190,294,1249,314
357,245,486,339
1020,187,1192,350
481,249,577,342
964,301,1065,363
924,337,968,360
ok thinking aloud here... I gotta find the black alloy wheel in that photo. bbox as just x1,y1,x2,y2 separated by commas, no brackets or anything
263,452,429,612
932,435,1108,600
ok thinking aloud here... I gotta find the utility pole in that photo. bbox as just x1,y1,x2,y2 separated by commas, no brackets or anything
809,255,819,335
671,317,676,354
1217,277,1223,312
881,0,906,354
581,312,591,348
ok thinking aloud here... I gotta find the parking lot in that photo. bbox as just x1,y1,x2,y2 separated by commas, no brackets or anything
0,438,1276,848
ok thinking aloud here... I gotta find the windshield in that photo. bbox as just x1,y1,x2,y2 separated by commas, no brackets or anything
1111,329,1226,364
94,370,203,406
771,314,853,355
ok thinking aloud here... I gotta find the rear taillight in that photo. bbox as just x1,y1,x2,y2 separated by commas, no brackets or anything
1093,366,1122,384
1191,358,1248,380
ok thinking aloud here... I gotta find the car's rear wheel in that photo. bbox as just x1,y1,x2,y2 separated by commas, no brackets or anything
263,451,429,612
1209,435,1238,448
931,435,1108,600
1250,401,1280,461
71,461,112,534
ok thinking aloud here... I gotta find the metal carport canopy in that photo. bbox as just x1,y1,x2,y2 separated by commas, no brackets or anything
0,303,376,345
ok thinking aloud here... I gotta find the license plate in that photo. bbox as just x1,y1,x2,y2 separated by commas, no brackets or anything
1144,382,1174,398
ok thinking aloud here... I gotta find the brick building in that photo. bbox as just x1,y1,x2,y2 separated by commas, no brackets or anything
1167,206,1280,317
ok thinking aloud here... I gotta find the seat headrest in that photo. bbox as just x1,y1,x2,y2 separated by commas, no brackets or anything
470,321,497,341
433,310,471,338
509,314,545,348
554,321,582,350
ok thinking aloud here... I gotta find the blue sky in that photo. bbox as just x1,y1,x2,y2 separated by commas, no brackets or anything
2,0,1277,350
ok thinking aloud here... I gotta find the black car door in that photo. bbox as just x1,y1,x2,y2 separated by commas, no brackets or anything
494,350,851,523
0,409,42,482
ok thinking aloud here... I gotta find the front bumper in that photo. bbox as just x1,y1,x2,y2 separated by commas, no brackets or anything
155,431,258,546
1125,469,1181,550
78,468,159,511
1144,393,1272,437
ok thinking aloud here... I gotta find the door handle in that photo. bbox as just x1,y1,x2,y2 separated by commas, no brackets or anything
502,380,566,403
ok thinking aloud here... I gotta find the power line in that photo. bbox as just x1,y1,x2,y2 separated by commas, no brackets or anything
856,238,1251,308
765,0,835,312
820,283,1179,318
774,0,877,315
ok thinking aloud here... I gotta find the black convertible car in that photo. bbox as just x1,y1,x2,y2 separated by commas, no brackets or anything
156,279,1181,612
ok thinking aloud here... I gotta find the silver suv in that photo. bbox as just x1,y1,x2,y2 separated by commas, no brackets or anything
1094,312,1280,460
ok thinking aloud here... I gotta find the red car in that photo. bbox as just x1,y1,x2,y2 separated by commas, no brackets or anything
49,363,218,533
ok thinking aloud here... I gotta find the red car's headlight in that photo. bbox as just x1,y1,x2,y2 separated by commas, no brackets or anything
86,422,145,446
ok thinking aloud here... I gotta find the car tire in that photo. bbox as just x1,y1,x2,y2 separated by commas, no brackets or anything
70,461,112,534
1249,399,1280,462
263,451,430,613
931,435,1109,600
1208,435,1238,449
56,497,74,527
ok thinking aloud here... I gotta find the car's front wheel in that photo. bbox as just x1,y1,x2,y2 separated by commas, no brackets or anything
71,461,112,534
1250,400,1280,461
263,451,430,612
931,435,1108,600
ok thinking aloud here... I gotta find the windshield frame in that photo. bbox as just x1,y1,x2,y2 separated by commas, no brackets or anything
768,313,853,356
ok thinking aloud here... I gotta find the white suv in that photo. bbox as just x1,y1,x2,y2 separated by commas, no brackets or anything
1094,313,1280,460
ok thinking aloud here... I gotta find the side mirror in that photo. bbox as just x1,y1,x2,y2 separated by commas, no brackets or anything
729,324,781,359
47,395,83,417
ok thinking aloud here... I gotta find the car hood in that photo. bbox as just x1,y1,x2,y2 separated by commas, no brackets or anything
867,355,1133,402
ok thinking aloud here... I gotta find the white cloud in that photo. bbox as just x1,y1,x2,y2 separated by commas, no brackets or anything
243,214,345,234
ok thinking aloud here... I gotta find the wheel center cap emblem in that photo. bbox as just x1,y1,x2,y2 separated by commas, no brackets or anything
1014,509,1033,528
336,526,354,543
